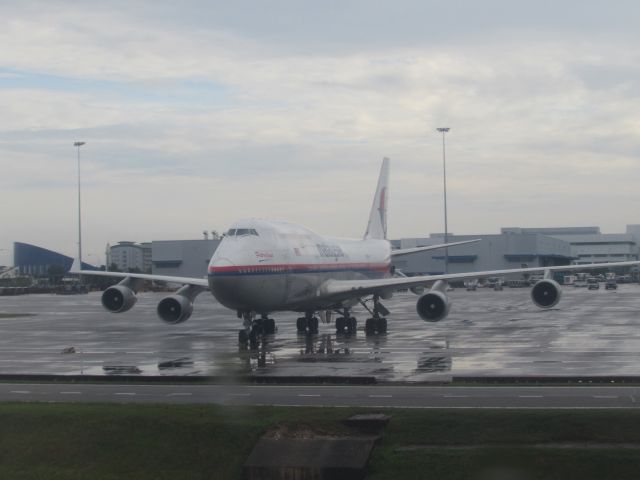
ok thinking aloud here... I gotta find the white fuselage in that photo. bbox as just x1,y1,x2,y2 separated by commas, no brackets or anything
207,219,392,313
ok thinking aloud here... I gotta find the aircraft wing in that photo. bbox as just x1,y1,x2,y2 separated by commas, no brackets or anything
69,259,209,287
319,260,640,301
391,239,481,256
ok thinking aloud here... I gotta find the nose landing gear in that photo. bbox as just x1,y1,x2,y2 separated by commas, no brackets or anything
238,312,277,349
296,312,319,334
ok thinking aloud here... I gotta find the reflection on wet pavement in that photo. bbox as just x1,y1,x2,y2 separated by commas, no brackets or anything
1,285,639,381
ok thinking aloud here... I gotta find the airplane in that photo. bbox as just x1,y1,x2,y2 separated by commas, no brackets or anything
72,157,640,348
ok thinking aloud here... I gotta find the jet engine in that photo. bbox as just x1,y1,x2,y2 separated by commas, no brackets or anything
101,285,137,313
530,279,562,309
416,280,451,322
157,294,194,324
156,284,206,325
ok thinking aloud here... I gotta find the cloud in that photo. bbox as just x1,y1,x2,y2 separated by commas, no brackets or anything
1,1,640,264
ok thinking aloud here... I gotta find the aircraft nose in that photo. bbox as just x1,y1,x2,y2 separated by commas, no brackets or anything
209,257,235,276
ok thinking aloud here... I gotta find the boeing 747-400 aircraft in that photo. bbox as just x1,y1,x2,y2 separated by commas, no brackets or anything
72,158,640,347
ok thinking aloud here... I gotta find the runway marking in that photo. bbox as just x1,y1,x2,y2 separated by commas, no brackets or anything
593,395,619,399
9,390,30,394
227,393,251,396
369,394,393,398
114,392,136,396
60,391,82,395
518,395,543,398
298,394,321,397
167,393,192,397
443,395,469,398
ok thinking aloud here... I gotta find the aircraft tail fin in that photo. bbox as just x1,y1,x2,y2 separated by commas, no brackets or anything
364,157,390,240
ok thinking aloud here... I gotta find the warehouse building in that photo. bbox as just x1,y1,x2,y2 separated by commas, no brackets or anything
502,226,640,265
391,231,573,277
151,239,220,278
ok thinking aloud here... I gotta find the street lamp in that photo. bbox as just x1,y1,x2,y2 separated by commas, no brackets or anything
74,141,85,281
436,128,450,274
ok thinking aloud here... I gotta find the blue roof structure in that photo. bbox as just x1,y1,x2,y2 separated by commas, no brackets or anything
13,242,97,276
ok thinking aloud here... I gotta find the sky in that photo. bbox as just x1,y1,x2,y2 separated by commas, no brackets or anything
1,0,640,266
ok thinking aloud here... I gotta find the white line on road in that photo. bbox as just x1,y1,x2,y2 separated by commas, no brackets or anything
227,393,251,397
167,393,192,397
369,394,393,398
298,394,321,397
593,395,619,399
443,395,469,398
9,391,30,394
60,391,82,395
518,395,543,398
114,392,136,396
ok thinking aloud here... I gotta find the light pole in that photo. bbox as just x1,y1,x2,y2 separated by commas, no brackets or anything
436,127,450,274
74,141,85,282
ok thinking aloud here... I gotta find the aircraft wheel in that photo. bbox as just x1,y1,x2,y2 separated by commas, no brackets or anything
265,318,276,335
296,317,306,332
309,317,319,334
347,317,357,334
377,318,388,334
336,317,346,333
238,329,248,345
249,330,259,349
365,318,375,335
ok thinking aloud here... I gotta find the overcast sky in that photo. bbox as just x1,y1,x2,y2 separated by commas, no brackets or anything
2,0,640,266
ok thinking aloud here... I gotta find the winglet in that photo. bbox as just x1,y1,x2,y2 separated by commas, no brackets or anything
364,157,390,240
391,239,482,257
69,257,82,274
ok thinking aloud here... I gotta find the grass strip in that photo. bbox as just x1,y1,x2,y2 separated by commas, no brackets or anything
2,404,640,479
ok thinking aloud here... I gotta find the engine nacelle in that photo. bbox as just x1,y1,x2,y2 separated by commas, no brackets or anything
531,279,562,309
157,294,194,324
101,285,137,313
416,281,451,322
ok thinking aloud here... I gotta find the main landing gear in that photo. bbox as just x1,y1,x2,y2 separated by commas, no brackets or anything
238,312,276,349
363,295,388,336
296,312,319,335
335,307,357,335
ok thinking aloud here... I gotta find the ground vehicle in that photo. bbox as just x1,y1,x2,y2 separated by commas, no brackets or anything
587,277,600,290
605,279,618,290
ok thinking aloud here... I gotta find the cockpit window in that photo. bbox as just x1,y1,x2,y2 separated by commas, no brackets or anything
227,228,258,237
235,228,259,236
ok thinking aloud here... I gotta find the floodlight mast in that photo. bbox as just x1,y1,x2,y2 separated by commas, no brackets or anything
74,141,85,282
436,128,450,274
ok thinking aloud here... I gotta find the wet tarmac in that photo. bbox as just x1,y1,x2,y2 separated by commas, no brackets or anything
0,285,639,382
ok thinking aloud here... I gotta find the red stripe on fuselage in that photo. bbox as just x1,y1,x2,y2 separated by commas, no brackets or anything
208,262,390,274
